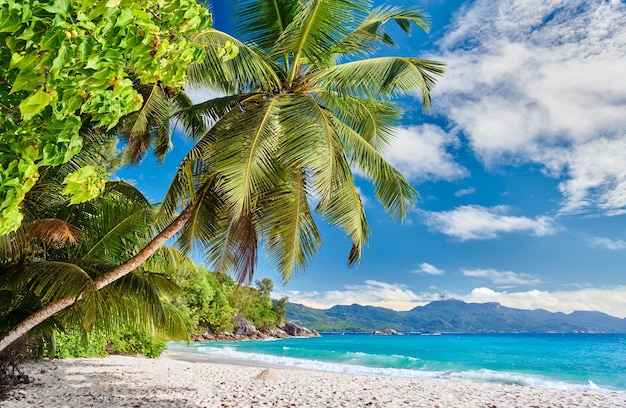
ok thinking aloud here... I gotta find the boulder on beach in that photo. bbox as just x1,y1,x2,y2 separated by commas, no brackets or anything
233,314,259,337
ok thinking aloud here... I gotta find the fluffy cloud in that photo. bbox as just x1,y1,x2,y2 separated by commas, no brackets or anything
413,262,445,275
455,187,476,197
461,268,542,286
278,280,439,311
460,286,626,318
421,205,556,240
558,137,626,215
433,0,626,214
383,125,467,182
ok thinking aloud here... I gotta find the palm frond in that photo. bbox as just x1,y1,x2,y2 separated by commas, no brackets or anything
174,180,223,258
19,261,95,304
209,96,283,216
103,181,151,208
170,91,207,140
119,83,173,164
332,116,418,221
82,206,158,264
314,91,400,151
172,94,245,141
329,6,430,58
261,169,321,283
310,56,445,107
233,0,301,52
30,218,84,245
273,94,369,265
0,225,32,263
189,28,281,93
227,214,259,284
272,0,369,70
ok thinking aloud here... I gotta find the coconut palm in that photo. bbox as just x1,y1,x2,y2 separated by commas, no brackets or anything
0,136,191,353
0,0,444,352
167,0,444,282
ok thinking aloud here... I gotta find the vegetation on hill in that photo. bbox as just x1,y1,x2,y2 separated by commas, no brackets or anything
286,299,626,333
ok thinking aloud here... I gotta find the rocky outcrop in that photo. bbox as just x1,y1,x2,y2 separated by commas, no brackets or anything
280,322,319,337
193,318,319,342
233,314,258,337
373,328,400,335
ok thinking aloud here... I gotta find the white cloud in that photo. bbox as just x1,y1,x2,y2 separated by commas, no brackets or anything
455,187,476,197
460,286,626,318
413,262,445,275
421,205,557,240
461,268,542,286
183,87,226,104
278,280,439,311
383,125,467,182
558,137,626,215
432,0,626,215
588,236,626,250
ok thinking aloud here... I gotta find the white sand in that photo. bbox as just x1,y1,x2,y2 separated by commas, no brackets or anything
3,352,626,407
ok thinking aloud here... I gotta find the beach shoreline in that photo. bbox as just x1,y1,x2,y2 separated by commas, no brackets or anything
3,353,626,407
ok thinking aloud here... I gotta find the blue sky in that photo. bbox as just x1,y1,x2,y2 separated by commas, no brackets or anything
118,0,626,317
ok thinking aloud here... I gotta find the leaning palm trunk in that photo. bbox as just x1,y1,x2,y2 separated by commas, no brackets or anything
0,201,197,353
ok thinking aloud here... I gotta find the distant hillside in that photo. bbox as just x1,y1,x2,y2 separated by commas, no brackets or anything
285,299,626,333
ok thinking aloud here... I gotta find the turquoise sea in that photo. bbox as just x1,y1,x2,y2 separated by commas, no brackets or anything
168,333,626,391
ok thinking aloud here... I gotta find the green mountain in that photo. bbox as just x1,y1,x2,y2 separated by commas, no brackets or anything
285,299,626,333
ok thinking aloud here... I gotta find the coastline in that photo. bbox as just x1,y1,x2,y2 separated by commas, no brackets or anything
4,354,626,407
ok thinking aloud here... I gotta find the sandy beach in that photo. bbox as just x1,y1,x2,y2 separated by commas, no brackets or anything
2,351,625,407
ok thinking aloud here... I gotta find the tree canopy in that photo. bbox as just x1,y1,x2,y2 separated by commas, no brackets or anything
167,0,445,283
0,0,211,235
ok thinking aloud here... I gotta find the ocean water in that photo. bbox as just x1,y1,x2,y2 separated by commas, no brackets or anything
168,333,626,391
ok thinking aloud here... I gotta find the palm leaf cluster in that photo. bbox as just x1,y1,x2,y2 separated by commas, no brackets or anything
166,0,444,283
0,137,191,345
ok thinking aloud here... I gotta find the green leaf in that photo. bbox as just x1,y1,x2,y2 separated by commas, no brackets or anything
78,36,95,62
42,0,70,15
61,166,107,204
115,8,133,27
19,89,54,120
52,45,73,69
40,29,64,50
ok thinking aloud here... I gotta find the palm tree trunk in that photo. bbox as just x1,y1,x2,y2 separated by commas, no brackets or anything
0,201,198,353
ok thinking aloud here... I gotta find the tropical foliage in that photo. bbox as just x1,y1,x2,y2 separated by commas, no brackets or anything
0,0,444,353
0,0,212,235
0,136,191,357
166,0,445,285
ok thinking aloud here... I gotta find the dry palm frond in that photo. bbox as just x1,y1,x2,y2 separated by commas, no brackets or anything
30,219,84,245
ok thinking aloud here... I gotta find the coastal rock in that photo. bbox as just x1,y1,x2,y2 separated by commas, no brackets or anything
233,314,258,337
263,327,290,339
192,320,318,342
373,328,400,335
280,322,319,337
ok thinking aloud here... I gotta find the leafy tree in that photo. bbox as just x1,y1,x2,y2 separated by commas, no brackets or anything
255,278,274,302
0,0,212,235
272,296,289,322
0,0,444,352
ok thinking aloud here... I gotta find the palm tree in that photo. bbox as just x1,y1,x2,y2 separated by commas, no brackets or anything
0,0,444,352
0,135,190,354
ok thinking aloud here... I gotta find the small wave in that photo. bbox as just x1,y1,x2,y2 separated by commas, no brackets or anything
452,369,610,391
173,344,615,392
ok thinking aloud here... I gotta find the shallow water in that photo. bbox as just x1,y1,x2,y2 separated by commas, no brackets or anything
168,333,626,391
